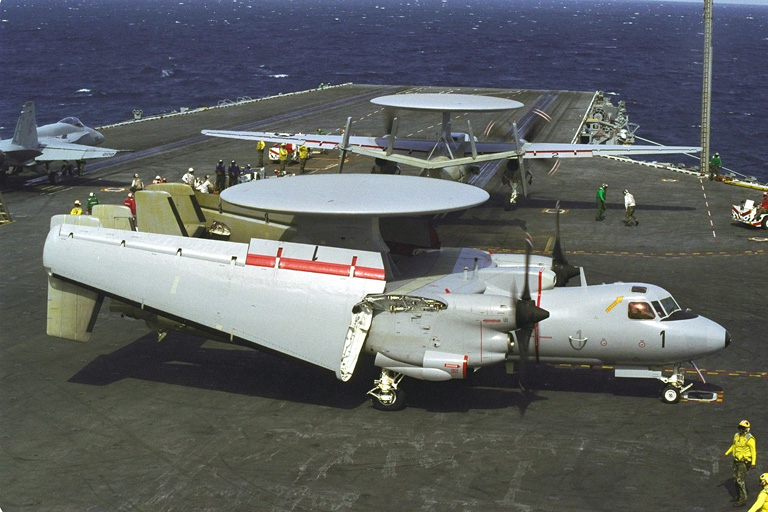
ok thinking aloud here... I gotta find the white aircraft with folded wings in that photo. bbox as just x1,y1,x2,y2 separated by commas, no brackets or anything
44,174,728,410
202,93,700,192
0,102,118,183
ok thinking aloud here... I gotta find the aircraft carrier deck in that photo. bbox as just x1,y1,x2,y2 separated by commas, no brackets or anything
1,84,766,511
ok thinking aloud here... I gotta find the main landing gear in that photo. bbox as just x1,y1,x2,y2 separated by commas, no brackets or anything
367,369,406,411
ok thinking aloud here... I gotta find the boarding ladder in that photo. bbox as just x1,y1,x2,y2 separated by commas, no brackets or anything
0,189,13,224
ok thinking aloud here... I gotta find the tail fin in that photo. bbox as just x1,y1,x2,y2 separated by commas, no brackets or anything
47,276,103,342
11,101,38,149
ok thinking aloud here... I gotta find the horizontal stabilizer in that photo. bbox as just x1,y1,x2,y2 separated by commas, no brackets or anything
47,275,103,342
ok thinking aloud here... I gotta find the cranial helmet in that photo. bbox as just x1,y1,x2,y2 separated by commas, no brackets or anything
188,167,194,173
761,473,768,486
89,192,95,197
74,200,81,206
739,419,751,429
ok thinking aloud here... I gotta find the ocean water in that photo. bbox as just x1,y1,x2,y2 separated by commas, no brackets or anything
1,0,766,181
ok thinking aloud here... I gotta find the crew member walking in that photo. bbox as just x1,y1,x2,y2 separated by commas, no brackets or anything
723,419,757,507
595,183,607,221
623,189,638,226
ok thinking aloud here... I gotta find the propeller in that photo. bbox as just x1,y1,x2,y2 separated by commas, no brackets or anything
550,201,580,287
512,122,529,198
337,117,352,173
511,235,550,383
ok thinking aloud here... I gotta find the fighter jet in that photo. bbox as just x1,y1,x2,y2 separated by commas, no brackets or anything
37,116,106,146
202,93,701,191
0,102,118,183
43,175,729,410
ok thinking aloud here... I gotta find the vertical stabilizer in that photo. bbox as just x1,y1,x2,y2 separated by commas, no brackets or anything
11,101,38,149
47,276,103,342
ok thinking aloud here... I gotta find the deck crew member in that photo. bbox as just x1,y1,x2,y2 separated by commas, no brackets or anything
130,173,144,192
85,192,99,215
747,473,768,512
70,200,83,215
723,419,757,507
256,140,266,168
278,143,289,175
623,189,638,226
182,167,195,186
123,193,136,217
710,152,722,181
298,144,309,173
215,159,226,192
595,183,607,221
228,160,240,187
197,174,214,194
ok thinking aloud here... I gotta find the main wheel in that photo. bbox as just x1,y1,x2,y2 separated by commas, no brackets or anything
371,389,406,411
661,385,681,404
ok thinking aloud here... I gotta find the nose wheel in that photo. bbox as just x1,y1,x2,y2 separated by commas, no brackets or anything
659,363,694,404
367,369,406,411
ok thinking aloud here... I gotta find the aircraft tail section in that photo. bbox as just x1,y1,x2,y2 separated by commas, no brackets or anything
47,275,103,342
11,101,38,149
136,185,205,237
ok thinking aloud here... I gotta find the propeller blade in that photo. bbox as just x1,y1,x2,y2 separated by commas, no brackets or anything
467,120,478,159
511,235,550,382
386,117,398,156
337,117,352,173
512,122,528,198
551,201,580,286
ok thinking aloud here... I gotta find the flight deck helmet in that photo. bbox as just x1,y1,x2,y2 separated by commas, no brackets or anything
739,419,751,431
760,473,768,486
74,200,81,206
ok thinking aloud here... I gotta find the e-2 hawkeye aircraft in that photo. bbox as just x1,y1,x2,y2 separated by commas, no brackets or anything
202,93,700,192
0,101,118,184
43,175,728,410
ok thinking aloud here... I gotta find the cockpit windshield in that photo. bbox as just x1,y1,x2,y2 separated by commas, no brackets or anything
59,117,84,128
652,296,682,319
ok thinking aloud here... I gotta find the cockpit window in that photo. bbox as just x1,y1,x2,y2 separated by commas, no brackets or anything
628,302,655,320
59,117,84,128
659,296,681,317
651,296,682,319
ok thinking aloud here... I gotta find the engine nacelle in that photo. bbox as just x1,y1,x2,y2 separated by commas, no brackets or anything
375,351,468,381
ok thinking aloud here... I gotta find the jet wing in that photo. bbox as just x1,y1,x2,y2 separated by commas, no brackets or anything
35,139,118,162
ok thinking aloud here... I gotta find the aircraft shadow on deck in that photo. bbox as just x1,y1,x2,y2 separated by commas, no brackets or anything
65,332,715,412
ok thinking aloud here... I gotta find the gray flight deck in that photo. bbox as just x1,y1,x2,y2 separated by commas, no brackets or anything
1,84,766,511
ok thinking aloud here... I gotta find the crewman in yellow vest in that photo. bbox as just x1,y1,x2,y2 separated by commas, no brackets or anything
747,473,768,512
723,419,757,507
256,140,266,168
278,143,289,175
70,200,83,215
298,144,309,174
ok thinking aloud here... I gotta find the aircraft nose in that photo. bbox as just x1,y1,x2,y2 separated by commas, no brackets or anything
725,330,731,348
